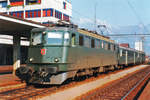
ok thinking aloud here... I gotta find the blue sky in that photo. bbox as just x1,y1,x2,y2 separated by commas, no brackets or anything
71,0,150,55
72,0,150,26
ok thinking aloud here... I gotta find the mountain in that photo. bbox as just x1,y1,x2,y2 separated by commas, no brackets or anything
111,25,150,34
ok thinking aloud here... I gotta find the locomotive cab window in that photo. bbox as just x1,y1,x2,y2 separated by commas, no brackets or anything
71,33,76,46
64,32,70,45
91,39,95,48
31,32,42,45
85,36,90,48
47,31,63,45
79,35,84,46
95,39,100,48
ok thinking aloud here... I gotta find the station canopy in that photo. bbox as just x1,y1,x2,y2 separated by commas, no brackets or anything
0,13,46,37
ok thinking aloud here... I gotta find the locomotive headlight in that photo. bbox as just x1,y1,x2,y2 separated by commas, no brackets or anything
42,32,46,35
29,58,34,62
54,58,59,62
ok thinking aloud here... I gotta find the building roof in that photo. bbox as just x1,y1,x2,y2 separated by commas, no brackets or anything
119,43,130,48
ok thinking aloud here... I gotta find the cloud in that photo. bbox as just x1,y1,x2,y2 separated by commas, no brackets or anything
73,17,114,34
79,18,93,24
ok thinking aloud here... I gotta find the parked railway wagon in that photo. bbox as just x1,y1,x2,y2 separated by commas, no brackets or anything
16,23,145,85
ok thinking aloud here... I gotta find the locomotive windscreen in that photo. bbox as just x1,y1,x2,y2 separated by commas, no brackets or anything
31,28,70,46
31,32,42,45
47,32,63,45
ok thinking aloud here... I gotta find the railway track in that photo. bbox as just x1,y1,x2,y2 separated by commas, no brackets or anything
121,71,150,100
0,85,57,100
76,66,150,100
0,78,81,99
0,65,149,100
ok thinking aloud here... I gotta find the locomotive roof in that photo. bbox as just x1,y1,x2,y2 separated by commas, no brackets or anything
32,27,114,43
78,29,115,43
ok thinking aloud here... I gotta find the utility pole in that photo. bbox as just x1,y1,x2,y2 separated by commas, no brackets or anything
141,36,145,52
94,3,97,32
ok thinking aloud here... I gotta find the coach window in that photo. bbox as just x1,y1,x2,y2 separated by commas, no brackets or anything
105,42,108,50
114,45,116,51
108,43,111,50
96,39,100,48
71,33,76,46
120,49,122,57
111,44,114,51
91,38,95,48
138,53,139,58
79,35,84,46
85,36,90,48
102,41,104,48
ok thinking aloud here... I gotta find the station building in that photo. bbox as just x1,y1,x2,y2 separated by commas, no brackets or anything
0,0,72,65
0,0,72,23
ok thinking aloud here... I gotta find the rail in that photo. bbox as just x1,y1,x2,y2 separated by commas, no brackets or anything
121,71,150,100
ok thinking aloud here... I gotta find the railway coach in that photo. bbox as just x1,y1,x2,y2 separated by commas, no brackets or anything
118,46,145,66
16,23,145,85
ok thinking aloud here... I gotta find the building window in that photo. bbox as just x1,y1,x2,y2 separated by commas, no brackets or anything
9,11,24,18
55,10,62,20
63,2,66,9
26,0,41,5
63,14,69,21
10,0,23,6
43,8,53,17
0,1,7,8
2,12,7,14
26,10,41,18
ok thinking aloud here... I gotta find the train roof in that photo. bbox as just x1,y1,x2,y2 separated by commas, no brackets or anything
78,29,115,43
44,22,115,43
119,46,145,54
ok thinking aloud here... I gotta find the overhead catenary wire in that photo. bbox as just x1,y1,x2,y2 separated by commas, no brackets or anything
54,0,109,33
125,0,149,34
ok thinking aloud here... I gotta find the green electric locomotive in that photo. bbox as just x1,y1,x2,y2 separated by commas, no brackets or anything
16,24,119,84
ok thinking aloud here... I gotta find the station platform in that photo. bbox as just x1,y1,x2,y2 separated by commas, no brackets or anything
0,74,25,93
0,65,26,74
138,81,150,100
0,74,21,86
0,65,13,74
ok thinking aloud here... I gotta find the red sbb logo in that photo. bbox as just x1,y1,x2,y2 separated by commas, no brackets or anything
41,49,46,55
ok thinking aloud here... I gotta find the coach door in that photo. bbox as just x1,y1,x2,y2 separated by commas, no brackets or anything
126,50,128,65
134,52,136,64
